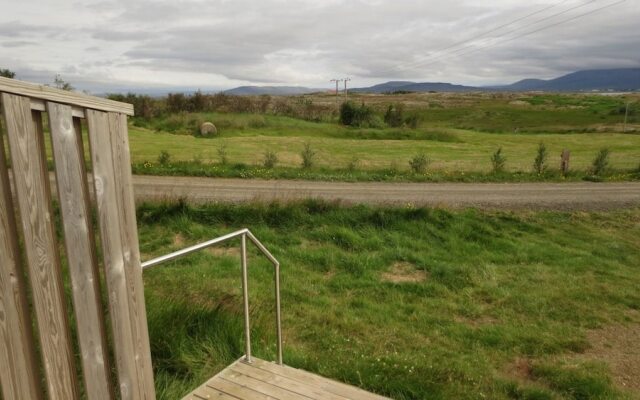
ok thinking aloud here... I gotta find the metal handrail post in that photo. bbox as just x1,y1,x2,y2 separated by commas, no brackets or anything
141,228,282,365
240,233,252,363
274,262,283,365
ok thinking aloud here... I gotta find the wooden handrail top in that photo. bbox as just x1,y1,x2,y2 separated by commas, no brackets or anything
0,76,134,116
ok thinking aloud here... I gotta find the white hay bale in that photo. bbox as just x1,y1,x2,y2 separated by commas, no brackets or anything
200,122,217,136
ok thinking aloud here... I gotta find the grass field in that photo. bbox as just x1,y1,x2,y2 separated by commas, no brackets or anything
129,124,640,174
138,201,640,399
5,92,638,181
125,92,640,180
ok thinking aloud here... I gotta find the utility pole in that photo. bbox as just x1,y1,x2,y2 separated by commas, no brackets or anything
343,77,351,101
330,78,342,108
623,101,630,133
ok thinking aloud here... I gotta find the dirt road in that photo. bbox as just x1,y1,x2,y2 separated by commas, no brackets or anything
127,175,640,210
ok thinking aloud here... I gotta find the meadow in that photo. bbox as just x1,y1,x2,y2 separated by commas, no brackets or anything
138,201,640,400
125,92,640,181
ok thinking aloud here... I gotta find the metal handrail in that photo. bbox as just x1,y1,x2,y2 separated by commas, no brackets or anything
141,228,283,365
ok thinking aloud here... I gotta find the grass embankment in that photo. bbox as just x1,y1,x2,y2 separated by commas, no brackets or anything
138,201,640,399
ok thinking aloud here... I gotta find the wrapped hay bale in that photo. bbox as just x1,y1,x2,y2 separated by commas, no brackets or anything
200,122,217,136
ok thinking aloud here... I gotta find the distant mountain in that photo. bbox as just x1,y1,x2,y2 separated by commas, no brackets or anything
351,81,477,93
494,68,640,91
351,81,417,93
223,86,319,95
220,68,640,96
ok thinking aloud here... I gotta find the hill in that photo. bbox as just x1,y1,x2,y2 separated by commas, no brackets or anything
497,68,640,91
223,86,319,95
221,68,640,95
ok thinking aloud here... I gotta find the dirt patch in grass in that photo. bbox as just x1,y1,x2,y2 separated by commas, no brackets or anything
506,357,534,382
581,320,640,393
173,233,185,246
206,246,240,258
455,314,498,328
381,262,427,283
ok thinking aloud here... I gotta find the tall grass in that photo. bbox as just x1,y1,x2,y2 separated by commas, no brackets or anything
138,201,640,399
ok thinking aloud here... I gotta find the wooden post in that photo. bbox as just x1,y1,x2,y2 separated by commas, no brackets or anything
561,149,570,175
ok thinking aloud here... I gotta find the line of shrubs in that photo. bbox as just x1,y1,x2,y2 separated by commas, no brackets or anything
155,142,627,179
107,92,336,122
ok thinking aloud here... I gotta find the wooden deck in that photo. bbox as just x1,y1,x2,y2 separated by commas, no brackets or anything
183,358,391,400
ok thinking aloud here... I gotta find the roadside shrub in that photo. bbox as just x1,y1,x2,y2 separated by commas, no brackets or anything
409,153,430,173
300,143,316,169
591,148,610,175
533,142,548,174
217,143,228,165
491,147,506,173
157,150,171,165
263,150,278,169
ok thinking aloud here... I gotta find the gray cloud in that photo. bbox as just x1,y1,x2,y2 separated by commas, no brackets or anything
1,0,638,91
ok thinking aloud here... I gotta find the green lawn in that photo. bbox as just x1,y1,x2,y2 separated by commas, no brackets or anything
129,124,640,173
138,201,640,399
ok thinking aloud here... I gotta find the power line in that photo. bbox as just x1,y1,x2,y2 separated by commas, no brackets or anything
408,0,626,71
389,0,600,74
426,0,571,58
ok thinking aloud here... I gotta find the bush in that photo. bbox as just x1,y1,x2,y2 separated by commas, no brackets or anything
405,114,420,129
409,153,430,173
533,142,548,174
384,104,405,127
491,147,506,173
591,148,610,175
157,150,171,165
300,143,316,169
263,150,278,169
217,143,228,165
339,101,376,127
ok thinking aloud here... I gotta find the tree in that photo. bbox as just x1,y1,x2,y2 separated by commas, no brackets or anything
54,74,74,91
0,68,16,78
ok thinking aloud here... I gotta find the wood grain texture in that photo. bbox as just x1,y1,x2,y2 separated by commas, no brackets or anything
1,93,80,400
31,99,85,118
108,112,156,399
0,76,133,116
48,102,115,400
0,107,43,400
87,109,154,400
250,358,390,400
182,358,391,400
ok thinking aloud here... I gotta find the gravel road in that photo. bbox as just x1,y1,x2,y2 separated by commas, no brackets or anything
128,175,640,211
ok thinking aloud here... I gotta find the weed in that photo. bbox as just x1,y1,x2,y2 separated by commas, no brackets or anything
157,150,171,165
591,148,610,176
217,143,228,165
533,142,548,174
301,143,317,169
491,147,507,173
263,150,278,169
409,153,430,173
347,157,360,172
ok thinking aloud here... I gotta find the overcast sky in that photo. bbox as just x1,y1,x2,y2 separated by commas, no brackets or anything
1,0,638,93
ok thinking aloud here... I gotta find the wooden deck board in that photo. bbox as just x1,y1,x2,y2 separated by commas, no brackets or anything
182,358,390,400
